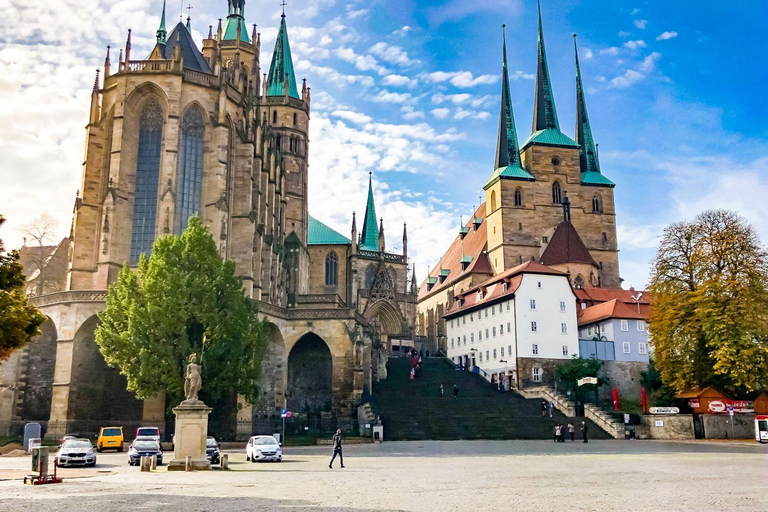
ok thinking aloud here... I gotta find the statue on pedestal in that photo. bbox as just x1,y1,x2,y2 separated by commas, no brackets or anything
184,353,202,402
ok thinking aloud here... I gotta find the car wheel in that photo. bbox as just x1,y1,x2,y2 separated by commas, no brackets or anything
96,446,102,453
118,446,124,452
251,456,257,463
246,455,250,461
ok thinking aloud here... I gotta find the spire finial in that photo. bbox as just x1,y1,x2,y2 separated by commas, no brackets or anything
574,32,601,175
533,0,560,132
281,0,287,17
157,0,167,43
92,68,100,93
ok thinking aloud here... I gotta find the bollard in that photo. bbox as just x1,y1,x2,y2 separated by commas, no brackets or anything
185,455,192,472
220,454,229,470
140,456,150,472
151,455,157,470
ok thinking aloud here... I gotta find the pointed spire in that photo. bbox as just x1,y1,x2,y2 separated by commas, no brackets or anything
265,14,299,98
103,45,111,78
222,0,250,43
533,0,559,132
208,25,213,39
186,15,192,32
574,34,600,176
125,28,132,63
402,222,408,258
157,0,167,43
410,265,417,295
484,25,534,190
378,217,386,252
359,172,379,251
90,69,101,124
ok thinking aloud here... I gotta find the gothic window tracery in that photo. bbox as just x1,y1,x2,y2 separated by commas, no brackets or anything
325,251,338,287
130,100,163,264
552,181,562,204
592,195,601,213
175,107,205,233
514,188,522,207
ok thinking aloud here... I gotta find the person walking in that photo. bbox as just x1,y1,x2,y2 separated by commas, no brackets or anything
454,384,459,399
568,423,575,442
329,429,344,468
410,367,415,381
541,401,547,417
553,423,559,443
581,421,589,443
439,384,444,398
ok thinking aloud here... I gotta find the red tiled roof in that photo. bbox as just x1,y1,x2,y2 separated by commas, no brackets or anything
444,260,567,318
418,203,492,299
577,298,647,325
540,221,598,267
575,287,651,317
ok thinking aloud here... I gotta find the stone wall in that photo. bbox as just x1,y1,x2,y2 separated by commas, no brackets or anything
17,319,58,421
637,414,695,440
518,357,565,388
600,360,646,404
702,414,756,440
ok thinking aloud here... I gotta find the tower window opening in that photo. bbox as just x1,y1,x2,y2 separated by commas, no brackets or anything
514,188,522,207
272,110,277,124
293,113,297,126
592,195,601,213
552,181,562,204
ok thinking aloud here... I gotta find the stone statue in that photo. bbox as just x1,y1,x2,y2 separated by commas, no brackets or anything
184,353,202,402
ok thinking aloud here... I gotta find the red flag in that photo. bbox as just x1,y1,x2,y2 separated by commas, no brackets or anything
641,388,648,413
613,388,619,412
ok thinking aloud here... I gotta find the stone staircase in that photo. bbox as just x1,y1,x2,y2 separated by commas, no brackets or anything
371,357,614,441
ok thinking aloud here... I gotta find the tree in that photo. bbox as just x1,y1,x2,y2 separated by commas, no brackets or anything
640,356,678,407
556,355,607,403
0,214,46,360
649,209,768,395
95,216,267,409
20,213,61,296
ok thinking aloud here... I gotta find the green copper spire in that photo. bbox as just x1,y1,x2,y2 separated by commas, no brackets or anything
265,14,300,98
156,0,167,44
533,0,558,132
485,25,534,190
359,173,380,251
523,1,578,149
222,0,250,43
574,35,615,187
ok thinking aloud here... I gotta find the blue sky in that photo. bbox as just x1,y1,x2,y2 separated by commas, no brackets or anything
0,0,766,289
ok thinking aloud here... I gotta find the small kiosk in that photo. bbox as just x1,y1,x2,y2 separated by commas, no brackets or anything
755,393,768,443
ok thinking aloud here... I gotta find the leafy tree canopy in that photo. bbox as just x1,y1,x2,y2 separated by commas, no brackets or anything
0,214,45,360
556,355,606,391
649,209,768,395
95,216,267,407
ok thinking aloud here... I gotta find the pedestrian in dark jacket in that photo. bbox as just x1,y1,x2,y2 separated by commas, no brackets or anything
453,384,459,399
581,421,589,443
541,401,547,417
329,429,344,468
439,384,444,398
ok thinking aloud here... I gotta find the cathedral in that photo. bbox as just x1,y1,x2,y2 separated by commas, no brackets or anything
0,0,416,438
418,7,621,351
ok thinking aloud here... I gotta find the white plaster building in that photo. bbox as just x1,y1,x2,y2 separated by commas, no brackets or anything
444,261,579,388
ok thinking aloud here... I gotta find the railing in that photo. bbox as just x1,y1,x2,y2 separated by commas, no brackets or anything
297,294,345,306
264,96,308,111
220,40,255,52
255,300,365,324
183,69,218,87
356,250,405,263
125,60,173,72
28,290,107,307
358,289,413,302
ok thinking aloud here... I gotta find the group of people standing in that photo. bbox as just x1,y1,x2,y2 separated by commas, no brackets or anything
554,421,589,443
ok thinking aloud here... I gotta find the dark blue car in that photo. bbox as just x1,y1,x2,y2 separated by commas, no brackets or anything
206,437,221,465
128,437,163,466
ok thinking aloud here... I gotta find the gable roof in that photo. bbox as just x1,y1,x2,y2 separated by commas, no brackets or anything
154,22,212,73
577,298,647,326
574,287,651,317
539,221,598,267
308,215,350,245
444,260,568,318
418,204,493,299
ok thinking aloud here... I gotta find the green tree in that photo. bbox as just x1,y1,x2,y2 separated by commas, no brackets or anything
0,214,45,360
95,216,267,409
640,357,678,407
649,209,768,395
556,355,606,401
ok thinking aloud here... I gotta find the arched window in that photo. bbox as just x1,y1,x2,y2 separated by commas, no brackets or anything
325,251,338,287
490,190,497,211
174,107,205,234
514,188,522,207
293,113,297,126
592,195,601,213
574,275,584,289
552,181,562,204
272,110,277,124
365,264,377,288
130,100,163,264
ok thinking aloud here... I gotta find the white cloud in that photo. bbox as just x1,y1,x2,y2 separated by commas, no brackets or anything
382,74,415,87
610,52,661,88
308,65,376,89
401,106,425,120
453,108,490,120
623,40,647,50
634,19,648,29
600,47,620,56
618,31,632,38
369,42,419,67
332,110,372,124
630,8,641,15
431,108,450,119
370,90,412,104
583,48,594,60
426,71,498,88
346,8,368,19
639,52,662,72
656,31,679,41
393,26,411,36
336,47,388,75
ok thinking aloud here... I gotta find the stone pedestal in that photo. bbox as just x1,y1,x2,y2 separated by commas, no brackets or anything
167,400,212,471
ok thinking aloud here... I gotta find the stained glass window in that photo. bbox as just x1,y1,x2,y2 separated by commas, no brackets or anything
175,108,205,234
325,251,338,286
130,100,163,264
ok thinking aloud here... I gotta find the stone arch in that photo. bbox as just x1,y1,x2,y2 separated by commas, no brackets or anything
18,317,57,421
174,103,207,234
490,190,497,211
124,81,170,115
286,333,333,415
514,187,523,207
592,193,602,213
252,322,287,430
551,180,562,204
68,315,142,425
365,300,402,336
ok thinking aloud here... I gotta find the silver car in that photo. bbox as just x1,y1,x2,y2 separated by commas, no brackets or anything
246,435,282,462
57,438,97,467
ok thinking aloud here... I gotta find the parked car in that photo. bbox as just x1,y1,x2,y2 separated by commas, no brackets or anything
246,435,282,462
97,426,124,452
128,437,163,466
136,427,161,442
206,436,221,465
57,438,96,467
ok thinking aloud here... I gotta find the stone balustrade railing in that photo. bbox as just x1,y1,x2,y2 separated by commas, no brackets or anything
29,290,107,307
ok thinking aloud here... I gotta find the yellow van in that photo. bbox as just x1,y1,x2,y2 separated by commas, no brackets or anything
97,426,124,452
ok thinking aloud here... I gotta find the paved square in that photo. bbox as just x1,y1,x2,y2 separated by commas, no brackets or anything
0,441,765,512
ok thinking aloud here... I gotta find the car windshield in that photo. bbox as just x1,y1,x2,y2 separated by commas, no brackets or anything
133,441,158,450
102,428,121,436
137,428,158,436
63,440,92,449
206,438,217,447
253,437,278,446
